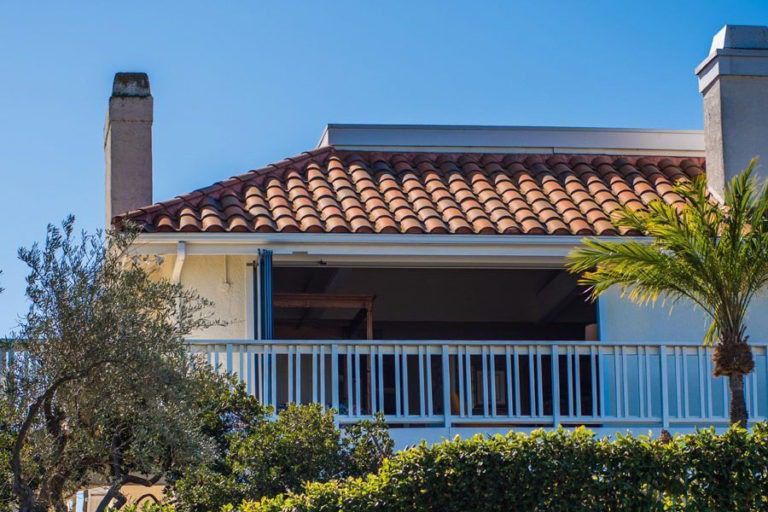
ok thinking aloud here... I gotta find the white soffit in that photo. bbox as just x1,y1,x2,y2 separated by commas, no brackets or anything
317,124,705,157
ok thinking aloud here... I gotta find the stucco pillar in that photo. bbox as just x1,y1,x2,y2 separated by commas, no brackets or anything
696,25,768,199
105,72,153,225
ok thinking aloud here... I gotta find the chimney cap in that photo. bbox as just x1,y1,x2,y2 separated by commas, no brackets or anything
710,25,768,54
112,72,151,97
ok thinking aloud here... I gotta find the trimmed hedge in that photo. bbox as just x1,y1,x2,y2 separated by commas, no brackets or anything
231,425,768,512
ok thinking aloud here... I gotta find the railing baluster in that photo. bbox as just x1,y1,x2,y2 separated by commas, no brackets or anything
591,346,599,418
723,368,729,418
660,345,669,428
458,348,465,417
638,346,646,418
346,346,354,417
706,347,713,419
288,346,294,405
394,345,402,417
377,347,384,414
247,347,254,396
536,346,544,418
426,347,434,417
312,346,318,404
552,345,560,426
682,347,690,419
418,346,426,418
698,347,705,418
745,362,752,416
675,347,683,419
481,346,489,418
270,349,277,411
442,345,451,427
370,346,376,415
402,348,410,417
261,350,267,404
490,348,497,417
645,346,652,418
239,344,245,384
528,346,535,417
354,347,361,417
621,346,629,418
574,346,581,418
513,346,521,417
331,345,339,413
566,346,574,417
613,348,621,418
752,359,758,419
505,346,513,419
320,345,326,408
296,347,302,404
465,345,473,417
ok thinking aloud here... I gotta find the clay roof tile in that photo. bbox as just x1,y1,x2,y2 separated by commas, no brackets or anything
118,149,706,236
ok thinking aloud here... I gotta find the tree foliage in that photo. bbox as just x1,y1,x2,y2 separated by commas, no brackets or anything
0,217,218,512
171,383,393,512
567,163,768,426
0,394,15,512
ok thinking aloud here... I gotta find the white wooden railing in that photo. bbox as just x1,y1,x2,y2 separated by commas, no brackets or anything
186,339,768,430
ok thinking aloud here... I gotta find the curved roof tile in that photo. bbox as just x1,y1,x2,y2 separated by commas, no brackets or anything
115,148,706,236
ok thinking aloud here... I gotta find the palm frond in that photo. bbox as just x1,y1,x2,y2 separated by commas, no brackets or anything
567,161,768,348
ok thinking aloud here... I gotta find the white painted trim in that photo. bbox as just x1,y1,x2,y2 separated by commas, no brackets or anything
134,233,650,268
245,260,255,340
170,241,186,283
696,48,768,93
317,124,705,156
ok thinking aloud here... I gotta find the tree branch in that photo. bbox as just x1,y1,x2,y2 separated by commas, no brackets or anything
12,358,122,508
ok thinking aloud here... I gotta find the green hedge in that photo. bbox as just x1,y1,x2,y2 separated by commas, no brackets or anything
231,424,768,512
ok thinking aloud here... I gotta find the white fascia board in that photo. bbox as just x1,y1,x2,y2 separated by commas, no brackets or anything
319,124,705,156
133,233,649,268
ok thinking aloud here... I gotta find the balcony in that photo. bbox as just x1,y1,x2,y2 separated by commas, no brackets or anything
187,339,768,446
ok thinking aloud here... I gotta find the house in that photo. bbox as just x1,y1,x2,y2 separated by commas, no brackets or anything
105,25,768,449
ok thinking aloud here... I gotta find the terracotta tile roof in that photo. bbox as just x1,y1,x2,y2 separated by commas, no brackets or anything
115,147,705,236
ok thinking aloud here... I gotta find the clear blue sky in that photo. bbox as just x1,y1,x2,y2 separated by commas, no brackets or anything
0,1,766,334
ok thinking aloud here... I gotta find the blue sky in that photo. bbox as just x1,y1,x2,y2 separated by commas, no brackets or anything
0,1,766,334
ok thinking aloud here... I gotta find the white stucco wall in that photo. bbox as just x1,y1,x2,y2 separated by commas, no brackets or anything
154,255,250,339
599,287,768,343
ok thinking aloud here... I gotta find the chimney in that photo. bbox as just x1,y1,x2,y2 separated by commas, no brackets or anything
105,72,153,225
696,25,768,199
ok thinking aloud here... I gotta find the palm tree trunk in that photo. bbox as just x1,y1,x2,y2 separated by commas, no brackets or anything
729,373,749,427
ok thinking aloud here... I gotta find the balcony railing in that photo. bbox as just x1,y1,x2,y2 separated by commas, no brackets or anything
187,339,768,430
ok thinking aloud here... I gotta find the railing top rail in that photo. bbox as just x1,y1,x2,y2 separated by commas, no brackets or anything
184,339,768,347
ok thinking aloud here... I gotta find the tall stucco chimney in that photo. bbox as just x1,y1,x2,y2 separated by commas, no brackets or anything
105,72,153,225
696,25,768,199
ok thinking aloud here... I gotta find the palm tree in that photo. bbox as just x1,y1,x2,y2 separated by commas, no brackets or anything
567,161,768,427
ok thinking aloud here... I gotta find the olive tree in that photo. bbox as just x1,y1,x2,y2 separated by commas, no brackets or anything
1,217,218,512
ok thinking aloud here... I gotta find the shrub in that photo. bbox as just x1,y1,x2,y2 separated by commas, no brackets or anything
234,424,768,512
171,384,393,512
